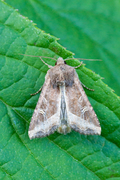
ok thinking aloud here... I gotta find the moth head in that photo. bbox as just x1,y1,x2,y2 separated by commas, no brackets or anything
55,57,66,65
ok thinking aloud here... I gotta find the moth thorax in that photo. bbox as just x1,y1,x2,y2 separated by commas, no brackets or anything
56,57,65,65
57,81,65,86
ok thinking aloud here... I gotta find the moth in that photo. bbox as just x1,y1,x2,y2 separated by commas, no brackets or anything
28,57,101,139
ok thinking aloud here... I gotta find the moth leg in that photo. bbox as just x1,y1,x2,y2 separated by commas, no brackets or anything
39,57,53,68
81,82,94,91
74,61,82,69
31,86,42,96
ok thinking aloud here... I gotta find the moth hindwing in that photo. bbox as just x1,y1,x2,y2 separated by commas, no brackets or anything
28,57,101,139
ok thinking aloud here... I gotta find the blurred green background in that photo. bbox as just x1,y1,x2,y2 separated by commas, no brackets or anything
5,0,120,96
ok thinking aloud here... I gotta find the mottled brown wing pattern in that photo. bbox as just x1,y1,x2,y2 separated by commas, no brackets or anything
28,72,61,139
66,72,101,135
28,57,101,139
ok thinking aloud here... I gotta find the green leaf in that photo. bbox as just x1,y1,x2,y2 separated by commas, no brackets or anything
5,0,120,96
0,1,120,180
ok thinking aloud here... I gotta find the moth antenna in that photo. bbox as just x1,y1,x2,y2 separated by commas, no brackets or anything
64,57,101,68
20,54,57,68
20,54,57,61
65,58,102,61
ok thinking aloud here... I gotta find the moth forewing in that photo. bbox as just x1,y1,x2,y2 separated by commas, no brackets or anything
66,73,101,135
28,72,61,139
28,57,101,139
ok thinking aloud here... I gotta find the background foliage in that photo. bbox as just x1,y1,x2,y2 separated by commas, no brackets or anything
0,0,120,179
5,0,120,96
